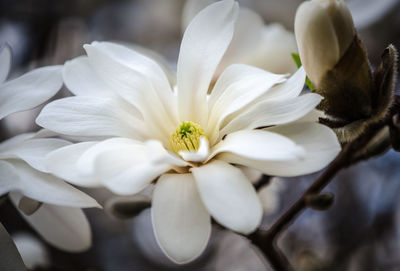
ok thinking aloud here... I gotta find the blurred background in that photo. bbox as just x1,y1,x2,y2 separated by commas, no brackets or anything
1,0,400,270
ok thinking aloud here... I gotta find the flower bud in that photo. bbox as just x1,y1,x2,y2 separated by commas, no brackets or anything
295,0,376,127
305,192,334,211
295,0,355,88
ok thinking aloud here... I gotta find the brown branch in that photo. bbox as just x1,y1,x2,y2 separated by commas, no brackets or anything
248,110,396,271
249,146,351,271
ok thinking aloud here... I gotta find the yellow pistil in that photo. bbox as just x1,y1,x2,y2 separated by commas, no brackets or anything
170,121,207,153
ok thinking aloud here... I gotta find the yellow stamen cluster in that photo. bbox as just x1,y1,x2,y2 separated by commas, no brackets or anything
170,121,207,153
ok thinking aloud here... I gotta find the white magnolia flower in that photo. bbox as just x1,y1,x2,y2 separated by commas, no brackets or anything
0,44,99,252
37,0,340,263
182,0,298,76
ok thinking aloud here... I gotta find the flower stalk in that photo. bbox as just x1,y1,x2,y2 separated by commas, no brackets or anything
247,93,399,270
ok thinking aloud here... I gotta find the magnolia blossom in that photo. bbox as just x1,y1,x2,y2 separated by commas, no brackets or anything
182,0,298,76
295,0,355,88
37,0,340,263
0,44,99,252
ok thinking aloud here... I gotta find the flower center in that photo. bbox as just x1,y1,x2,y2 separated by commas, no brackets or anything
170,121,207,153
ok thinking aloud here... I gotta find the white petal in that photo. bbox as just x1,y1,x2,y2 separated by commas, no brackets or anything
260,122,341,176
77,137,159,176
220,123,340,177
88,42,177,120
36,96,147,139
261,67,306,100
93,140,172,195
120,42,177,87
238,166,263,184
181,3,266,77
32,129,58,139
12,233,49,269
181,0,214,33
0,66,62,120
177,0,238,127
216,7,265,76
207,64,286,144
258,177,284,215
217,67,307,137
83,42,176,142
63,56,113,97
0,160,20,196
9,193,92,252
0,44,12,83
191,160,262,234
151,174,211,264
0,160,99,208
208,129,305,162
0,133,35,152
246,24,298,74
179,137,209,163
101,163,169,196
297,109,326,123
46,142,101,187
220,93,322,136
0,138,70,172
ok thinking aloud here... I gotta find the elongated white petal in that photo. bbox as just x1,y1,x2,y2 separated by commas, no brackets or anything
75,138,182,195
297,109,326,123
36,96,147,139
89,42,177,121
0,66,62,120
63,56,113,97
0,44,12,83
46,142,101,187
100,163,169,196
218,67,307,135
216,7,265,76
152,174,211,264
0,138,70,172
208,129,305,162
220,93,322,136
178,137,209,163
181,0,214,32
9,193,92,252
76,137,177,177
247,23,298,74
207,64,286,144
191,160,262,234
263,122,341,176
0,133,35,152
84,43,175,143
77,138,140,176
93,140,173,195
121,42,177,87
262,67,306,100
238,165,263,184
220,122,340,176
177,0,238,127
12,233,49,269
0,160,20,196
0,160,99,208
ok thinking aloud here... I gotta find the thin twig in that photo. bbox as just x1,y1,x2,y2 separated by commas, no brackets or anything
248,108,396,271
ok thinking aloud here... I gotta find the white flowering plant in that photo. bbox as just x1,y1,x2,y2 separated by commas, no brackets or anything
0,0,399,270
